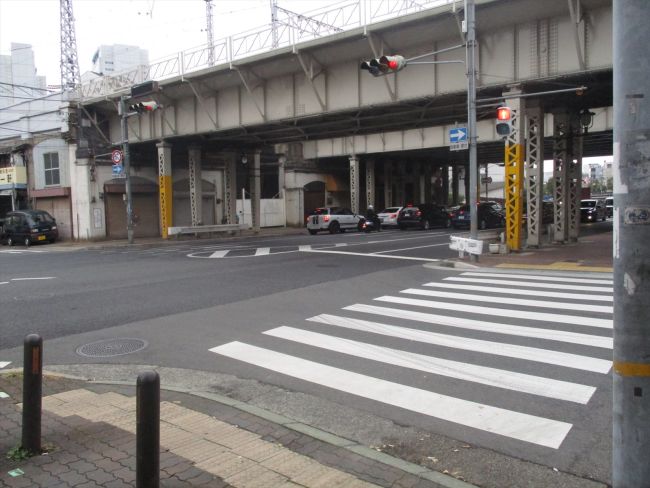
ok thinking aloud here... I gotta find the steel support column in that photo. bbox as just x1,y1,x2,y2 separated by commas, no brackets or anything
250,150,261,232
525,105,545,247
188,145,203,226
224,153,237,225
552,111,571,242
569,125,583,242
383,161,392,207
278,155,286,199
365,159,375,210
424,164,433,204
452,166,459,205
504,95,525,251
156,142,173,239
442,165,449,205
349,156,359,214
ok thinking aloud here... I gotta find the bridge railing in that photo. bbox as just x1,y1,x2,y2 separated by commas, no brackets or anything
80,0,452,100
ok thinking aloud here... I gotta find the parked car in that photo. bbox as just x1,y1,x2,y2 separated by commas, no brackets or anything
397,203,451,230
1,209,58,246
451,202,505,230
605,197,614,218
377,206,402,228
580,199,607,222
306,207,363,234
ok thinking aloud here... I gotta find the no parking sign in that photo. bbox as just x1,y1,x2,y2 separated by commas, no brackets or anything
111,150,124,176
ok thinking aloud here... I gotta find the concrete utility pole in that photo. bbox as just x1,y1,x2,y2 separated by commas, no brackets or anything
465,0,478,252
119,97,135,245
613,1,650,486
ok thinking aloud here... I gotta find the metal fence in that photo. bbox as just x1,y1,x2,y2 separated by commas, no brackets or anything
80,0,453,99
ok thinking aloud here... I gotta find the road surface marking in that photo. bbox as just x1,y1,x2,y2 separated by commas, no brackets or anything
0,362,11,369
309,313,611,373
400,288,613,314
254,247,270,256
459,272,612,285
372,243,449,253
210,342,572,449
300,248,440,262
298,245,312,251
423,282,613,302
209,250,229,258
446,277,613,293
264,326,596,404
340,305,612,349
11,277,56,281
375,295,613,329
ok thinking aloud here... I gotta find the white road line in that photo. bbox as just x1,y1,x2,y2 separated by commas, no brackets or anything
334,243,347,247
341,305,612,349
375,296,613,329
0,362,10,369
372,243,450,253
461,271,612,285
401,288,613,314
447,277,613,293
0,282,9,285
308,313,612,373
255,247,270,256
299,245,312,251
264,326,596,404
423,282,613,302
209,250,229,258
210,342,572,449
300,248,440,262
11,277,56,281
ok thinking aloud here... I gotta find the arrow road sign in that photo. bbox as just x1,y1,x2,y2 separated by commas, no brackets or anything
450,127,468,143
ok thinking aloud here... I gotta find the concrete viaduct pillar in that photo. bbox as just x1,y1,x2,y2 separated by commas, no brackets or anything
250,150,261,232
188,145,202,226
365,159,375,210
224,153,237,225
383,161,392,207
349,155,359,214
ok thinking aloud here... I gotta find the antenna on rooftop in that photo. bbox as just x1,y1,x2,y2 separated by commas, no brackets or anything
60,0,81,92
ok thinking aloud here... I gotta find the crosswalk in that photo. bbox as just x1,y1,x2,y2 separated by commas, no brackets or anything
0,362,11,369
209,270,613,450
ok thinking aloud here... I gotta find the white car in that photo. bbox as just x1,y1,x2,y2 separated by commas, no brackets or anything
377,206,403,228
306,207,363,234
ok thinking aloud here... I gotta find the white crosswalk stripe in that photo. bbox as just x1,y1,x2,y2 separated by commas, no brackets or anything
0,362,11,369
210,270,613,450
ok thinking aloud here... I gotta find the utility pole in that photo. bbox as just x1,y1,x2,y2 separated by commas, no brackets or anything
613,1,650,486
270,0,279,48
119,97,134,245
465,0,478,259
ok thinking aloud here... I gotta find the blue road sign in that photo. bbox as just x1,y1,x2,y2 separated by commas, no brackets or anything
450,127,468,143
112,163,123,176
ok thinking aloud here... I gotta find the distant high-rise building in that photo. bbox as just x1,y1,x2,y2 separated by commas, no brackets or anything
0,43,48,108
90,44,149,77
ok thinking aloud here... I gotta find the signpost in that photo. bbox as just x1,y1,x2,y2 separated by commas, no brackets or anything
111,150,124,177
449,127,468,151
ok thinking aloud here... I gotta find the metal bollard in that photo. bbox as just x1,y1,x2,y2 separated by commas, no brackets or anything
136,371,160,488
22,334,42,454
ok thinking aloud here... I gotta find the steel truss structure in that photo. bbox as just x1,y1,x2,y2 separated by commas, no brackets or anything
504,98,524,251
60,0,81,91
525,106,544,247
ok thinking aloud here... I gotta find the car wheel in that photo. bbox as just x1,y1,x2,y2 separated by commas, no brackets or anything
328,221,340,234
49,238,56,244
7,236,14,246
479,219,487,230
23,237,31,247
308,229,318,235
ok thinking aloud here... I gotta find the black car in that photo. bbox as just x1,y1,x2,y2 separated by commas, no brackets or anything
605,197,613,218
397,203,451,230
1,210,59,246
451,203,505,230
580,199,607,223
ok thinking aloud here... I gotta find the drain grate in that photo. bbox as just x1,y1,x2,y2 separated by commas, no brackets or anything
76,338,148,358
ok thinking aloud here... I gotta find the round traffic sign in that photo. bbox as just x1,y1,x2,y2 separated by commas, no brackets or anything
111,150,123,164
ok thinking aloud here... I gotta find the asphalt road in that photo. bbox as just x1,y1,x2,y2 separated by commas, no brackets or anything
0,225,613,487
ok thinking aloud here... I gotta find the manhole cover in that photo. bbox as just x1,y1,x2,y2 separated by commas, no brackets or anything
76,338,148,358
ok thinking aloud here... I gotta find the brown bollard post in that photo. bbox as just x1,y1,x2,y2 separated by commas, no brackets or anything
22,333,42,454
136,371,160,488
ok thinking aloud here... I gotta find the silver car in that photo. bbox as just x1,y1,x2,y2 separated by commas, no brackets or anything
377,207,403,228
306,207,363,234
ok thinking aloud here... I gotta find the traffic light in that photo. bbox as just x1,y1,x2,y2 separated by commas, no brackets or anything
495,105,513,138
360,55,406,76
128,101,160,114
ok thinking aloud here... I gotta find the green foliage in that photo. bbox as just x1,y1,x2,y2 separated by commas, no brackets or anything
6,446,33,461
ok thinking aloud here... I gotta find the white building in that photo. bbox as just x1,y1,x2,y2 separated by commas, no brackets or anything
0,43,48,109
90,44,149,77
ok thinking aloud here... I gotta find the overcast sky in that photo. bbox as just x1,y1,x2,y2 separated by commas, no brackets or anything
0,0,333,86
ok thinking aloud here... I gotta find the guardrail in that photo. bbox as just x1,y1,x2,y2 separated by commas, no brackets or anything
80,0,453,100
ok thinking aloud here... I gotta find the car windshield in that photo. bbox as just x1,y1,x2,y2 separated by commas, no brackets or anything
312,208,330,215
581,200,597,207
30,212,55,223
380,207,400,213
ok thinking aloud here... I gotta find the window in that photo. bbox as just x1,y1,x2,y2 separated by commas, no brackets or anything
43,152,60,186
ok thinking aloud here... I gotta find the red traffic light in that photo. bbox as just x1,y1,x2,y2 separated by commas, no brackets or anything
496,106,511,121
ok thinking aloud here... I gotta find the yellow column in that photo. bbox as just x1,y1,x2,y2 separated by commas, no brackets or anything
157,142,173,239
504,95,525,251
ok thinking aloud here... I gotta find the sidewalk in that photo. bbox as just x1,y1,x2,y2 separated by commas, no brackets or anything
0,372,472,488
